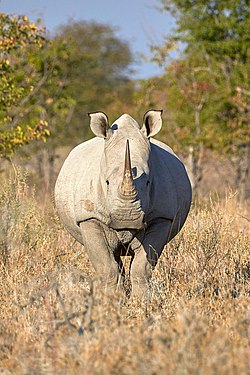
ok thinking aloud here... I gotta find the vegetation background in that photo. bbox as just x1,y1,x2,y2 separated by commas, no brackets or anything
0,0,249,374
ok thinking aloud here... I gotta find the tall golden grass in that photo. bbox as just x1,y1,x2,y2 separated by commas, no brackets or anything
0,172,249,374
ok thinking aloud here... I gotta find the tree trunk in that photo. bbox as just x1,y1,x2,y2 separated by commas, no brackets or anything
187,144,203,199
35,147,57,194
36,150,45,182
235,146,250,202
47,148,56,193
187,104,205,199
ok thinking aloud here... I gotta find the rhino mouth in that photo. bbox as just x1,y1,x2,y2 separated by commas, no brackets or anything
109,198,146,230
109,198,145,230
109,214,146,230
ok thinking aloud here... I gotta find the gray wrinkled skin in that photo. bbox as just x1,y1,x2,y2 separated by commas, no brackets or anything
55,111,192,299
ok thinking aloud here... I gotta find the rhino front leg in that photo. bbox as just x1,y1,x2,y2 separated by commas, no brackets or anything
79,220,123,293
130,220,173,300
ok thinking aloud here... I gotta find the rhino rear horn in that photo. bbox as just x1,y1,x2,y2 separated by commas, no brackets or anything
119,140,137,198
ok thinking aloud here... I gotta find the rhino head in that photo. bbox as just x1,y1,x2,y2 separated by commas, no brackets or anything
88,110,163,231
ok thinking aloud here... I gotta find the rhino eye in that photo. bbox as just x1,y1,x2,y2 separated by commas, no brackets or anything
106,180,109,185
146,180,150,186
132,167,137,177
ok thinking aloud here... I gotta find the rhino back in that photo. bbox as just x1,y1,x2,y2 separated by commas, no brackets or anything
55,137,104,243
149,138,192,236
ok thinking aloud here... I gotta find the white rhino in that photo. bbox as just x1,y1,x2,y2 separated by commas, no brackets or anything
55,110,192,298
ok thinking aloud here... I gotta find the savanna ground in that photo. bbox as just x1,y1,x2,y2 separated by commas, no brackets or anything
0,171,249,375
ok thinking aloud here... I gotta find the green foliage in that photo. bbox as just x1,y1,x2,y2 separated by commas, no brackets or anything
20,35,77,151
19,20,135,166
152,0,249,156
5,19,136,190
53,21,135,142
0,13,50,158
161,0,249,62
0,16,135,159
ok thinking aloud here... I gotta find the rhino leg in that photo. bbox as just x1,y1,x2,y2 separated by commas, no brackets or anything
79,220,124,293
130,220,173,300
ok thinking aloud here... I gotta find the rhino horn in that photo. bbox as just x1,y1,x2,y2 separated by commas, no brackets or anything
119,140,137,198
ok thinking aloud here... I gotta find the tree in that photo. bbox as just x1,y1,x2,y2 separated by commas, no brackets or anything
21,20,135,191
55,21,135,141
0,13,50,158
160,0,249,60
151,0,250,199
163,58,215,195
18,35,76,190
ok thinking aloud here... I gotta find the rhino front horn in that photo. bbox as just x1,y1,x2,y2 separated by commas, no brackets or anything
119,140,137,198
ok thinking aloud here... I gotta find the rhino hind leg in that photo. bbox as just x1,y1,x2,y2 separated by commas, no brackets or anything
79,220,124,293
130,220,173,300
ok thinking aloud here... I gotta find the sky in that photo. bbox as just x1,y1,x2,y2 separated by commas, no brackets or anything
0,0,175,79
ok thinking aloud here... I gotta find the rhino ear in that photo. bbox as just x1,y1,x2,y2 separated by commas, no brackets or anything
141,110,163,138
88,112,110,138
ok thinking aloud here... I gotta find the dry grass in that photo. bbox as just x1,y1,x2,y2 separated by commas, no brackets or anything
0,173,249,375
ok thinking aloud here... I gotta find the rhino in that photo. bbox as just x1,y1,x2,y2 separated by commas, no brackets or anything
55,110,192,298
